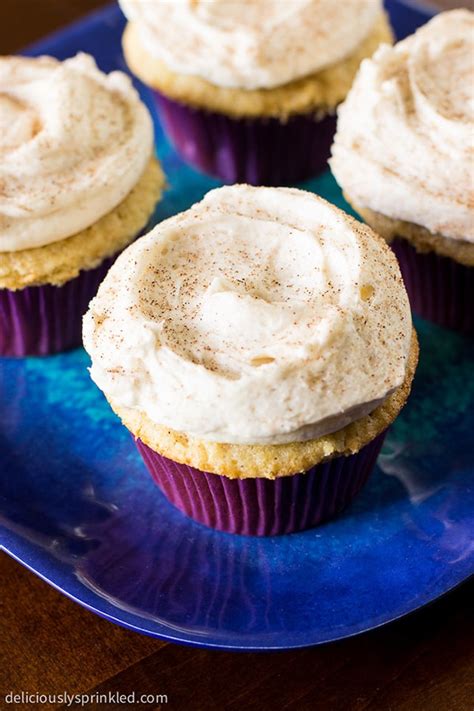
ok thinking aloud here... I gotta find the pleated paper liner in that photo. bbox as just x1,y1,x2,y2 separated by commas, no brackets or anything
391,238,473,334
153,91,337,186
0,256,114,357
136,431,387,536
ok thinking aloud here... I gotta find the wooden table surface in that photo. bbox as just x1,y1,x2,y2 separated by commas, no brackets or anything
1,2,473,710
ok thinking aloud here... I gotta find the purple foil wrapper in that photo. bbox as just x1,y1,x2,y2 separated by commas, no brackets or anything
153,91,337,186
136,431,386,536
391,238,473,334
0,256,114,357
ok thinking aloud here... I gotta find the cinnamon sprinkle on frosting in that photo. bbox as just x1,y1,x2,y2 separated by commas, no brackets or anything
0,53,153,252
83,185,412,446
331,10,474,243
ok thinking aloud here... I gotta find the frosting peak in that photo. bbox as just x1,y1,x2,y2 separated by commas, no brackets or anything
84,185,412,446
119,0,382,90
0,53,153,252
331,10,474,243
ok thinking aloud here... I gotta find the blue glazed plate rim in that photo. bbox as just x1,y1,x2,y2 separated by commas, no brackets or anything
21,3,121,55
3,544,472,651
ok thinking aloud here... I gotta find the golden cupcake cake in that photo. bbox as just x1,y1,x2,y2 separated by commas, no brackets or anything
331,10,474,333
119,0,392,185
84,185,418,535
0,53,165,356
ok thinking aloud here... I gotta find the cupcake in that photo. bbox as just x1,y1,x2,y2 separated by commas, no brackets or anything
83,185,417,536
0,53,165,357
119,0,392,186
330,10,474,334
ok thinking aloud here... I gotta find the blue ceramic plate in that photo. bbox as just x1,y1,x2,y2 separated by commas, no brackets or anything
1,2,473,651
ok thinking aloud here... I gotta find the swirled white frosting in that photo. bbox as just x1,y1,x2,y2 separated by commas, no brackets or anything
119,0,382,90
0,53,153,252
83,185,411,446
331,10,474,243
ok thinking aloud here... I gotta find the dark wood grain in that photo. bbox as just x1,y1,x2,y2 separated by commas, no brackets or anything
1,2,473,710
1,554,473,711
0,0,106,54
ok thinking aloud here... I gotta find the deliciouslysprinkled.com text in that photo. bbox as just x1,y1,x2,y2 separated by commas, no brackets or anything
4,691,169,706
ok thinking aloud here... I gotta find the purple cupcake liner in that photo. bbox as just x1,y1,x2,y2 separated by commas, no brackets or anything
136,431,387,536
391,238,473,334
153,91,336,186
0,256,114,357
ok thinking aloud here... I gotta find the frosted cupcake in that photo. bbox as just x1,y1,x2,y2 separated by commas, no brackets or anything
84,185,418,536
119,0,392,185
331,11,474,334
0,53,165,356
